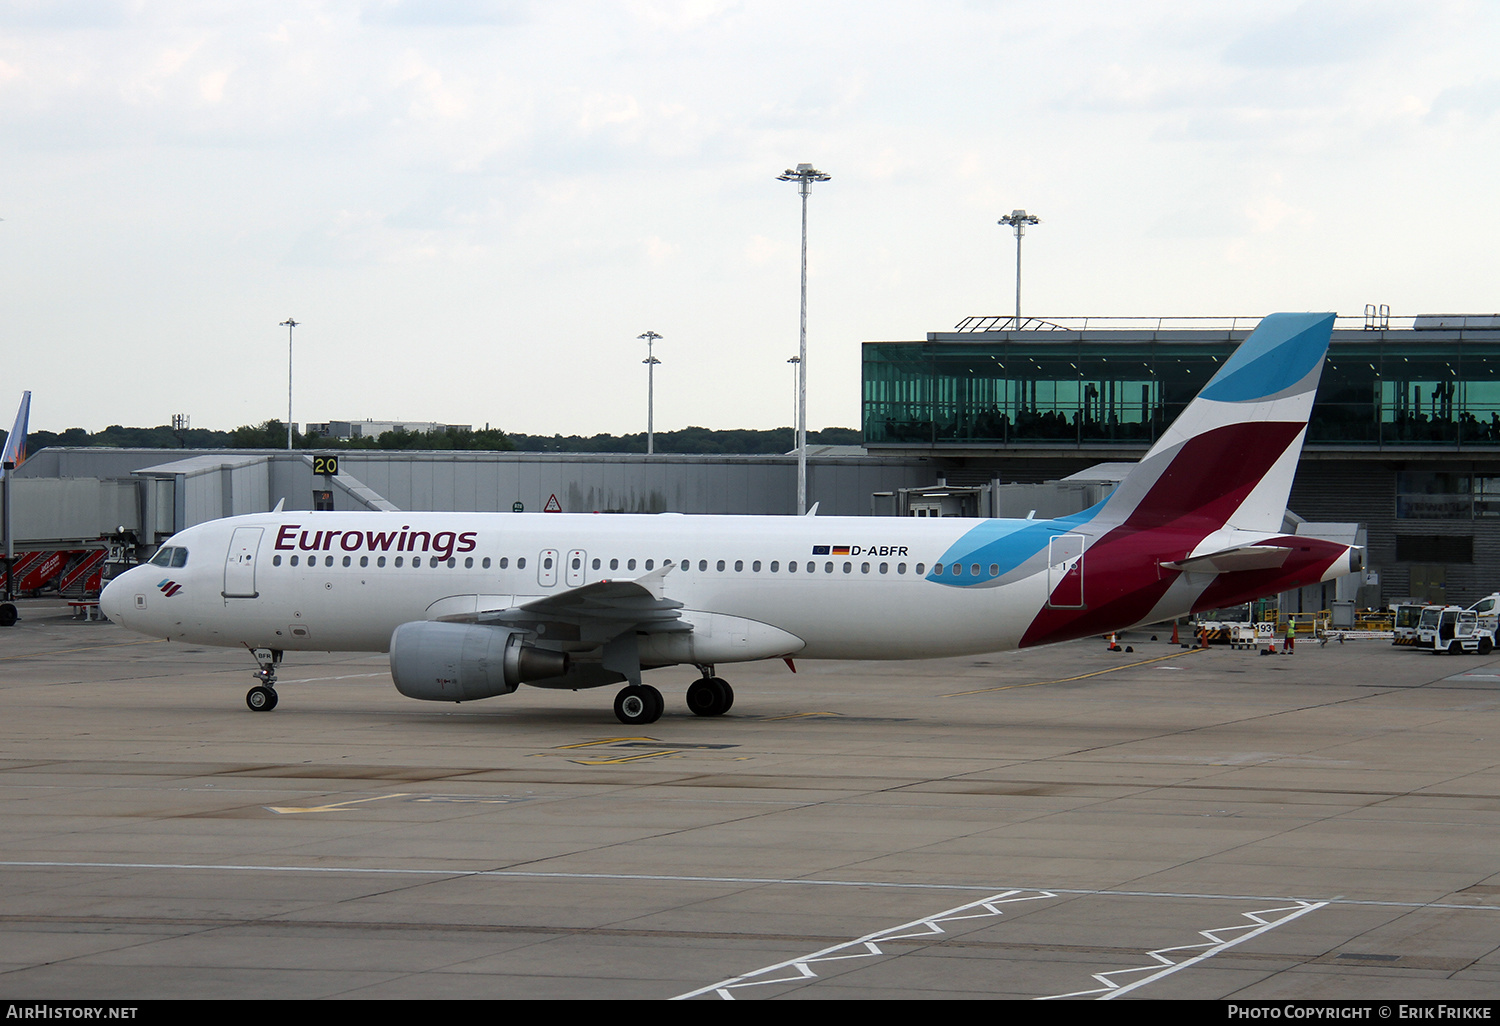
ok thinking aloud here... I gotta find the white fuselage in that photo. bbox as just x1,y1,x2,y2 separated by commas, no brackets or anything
102,510,1068,662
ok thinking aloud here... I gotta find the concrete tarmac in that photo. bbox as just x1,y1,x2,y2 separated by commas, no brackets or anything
1,601,1499,1000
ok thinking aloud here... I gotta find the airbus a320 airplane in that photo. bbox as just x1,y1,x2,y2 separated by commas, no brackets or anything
101,312,1360,724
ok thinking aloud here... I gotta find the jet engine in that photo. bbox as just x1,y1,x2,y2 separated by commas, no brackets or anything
389,621,569,702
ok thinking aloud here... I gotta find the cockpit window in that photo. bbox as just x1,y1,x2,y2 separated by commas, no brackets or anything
148,546,189,568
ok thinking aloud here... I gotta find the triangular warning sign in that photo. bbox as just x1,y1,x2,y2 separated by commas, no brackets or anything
543,494,562,513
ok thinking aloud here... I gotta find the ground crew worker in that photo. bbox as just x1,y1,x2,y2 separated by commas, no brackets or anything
1285,619,1296,654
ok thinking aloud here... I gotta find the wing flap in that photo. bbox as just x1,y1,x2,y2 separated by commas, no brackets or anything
430,570,688,647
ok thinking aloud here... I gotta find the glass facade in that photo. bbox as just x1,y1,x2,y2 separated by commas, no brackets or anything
863,333,1500,448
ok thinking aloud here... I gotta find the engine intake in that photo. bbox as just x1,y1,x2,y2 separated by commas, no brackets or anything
389,621,569,702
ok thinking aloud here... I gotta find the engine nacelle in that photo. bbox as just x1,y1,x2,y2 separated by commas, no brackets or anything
389,621,569,702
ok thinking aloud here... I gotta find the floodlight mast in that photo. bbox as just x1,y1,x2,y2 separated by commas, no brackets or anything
281,318,300,450
777,163,830,515
786,355,801,440
637,331,663,455
997,209,1040,327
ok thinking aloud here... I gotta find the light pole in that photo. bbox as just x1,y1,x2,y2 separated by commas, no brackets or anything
281,318,299,450
786,356,801,443
777,163,830,515
637,331,662,455
997,209,1040,327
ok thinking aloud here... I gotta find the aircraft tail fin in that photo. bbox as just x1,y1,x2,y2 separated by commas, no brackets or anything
1091,313,1334,535
0,391,30,478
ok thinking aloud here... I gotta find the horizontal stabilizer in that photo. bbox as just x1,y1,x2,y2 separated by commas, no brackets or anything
1161,545,1292,574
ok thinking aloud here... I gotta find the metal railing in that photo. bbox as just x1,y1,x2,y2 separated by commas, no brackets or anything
949,314,1424,334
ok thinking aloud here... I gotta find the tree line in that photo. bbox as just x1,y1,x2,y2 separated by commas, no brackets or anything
5,421,862,455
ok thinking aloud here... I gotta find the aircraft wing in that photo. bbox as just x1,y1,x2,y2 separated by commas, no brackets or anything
436,566,688,647
1161,545,1292,574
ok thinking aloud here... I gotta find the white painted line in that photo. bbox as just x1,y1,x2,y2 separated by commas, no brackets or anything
1040,899,1327,1000
285,672,390,683
0,862,1491,912
672,889,1056,1000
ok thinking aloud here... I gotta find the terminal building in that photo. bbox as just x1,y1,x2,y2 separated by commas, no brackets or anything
863,311,1500,608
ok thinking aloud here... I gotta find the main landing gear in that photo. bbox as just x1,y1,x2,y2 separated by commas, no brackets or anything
613,684,664,726
609,667,736,725
686,673,734,717
247,648,282,712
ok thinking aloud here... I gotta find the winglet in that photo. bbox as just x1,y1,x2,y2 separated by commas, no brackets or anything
633,561,675,600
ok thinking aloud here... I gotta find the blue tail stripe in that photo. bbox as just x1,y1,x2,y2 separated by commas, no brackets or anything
1198,313,1334,404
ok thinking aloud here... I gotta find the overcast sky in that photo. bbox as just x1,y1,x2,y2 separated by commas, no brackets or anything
3,0,1497,436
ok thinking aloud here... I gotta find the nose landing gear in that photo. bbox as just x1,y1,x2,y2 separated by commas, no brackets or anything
246,648,282,712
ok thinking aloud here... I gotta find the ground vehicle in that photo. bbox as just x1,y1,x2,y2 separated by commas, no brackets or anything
1393,603,1425,646
1416,605,1495,654
1469,593,1500,632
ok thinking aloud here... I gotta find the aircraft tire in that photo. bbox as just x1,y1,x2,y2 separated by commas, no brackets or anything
687,677,733,716
687,679,719,716
615,685,662,725
0,603,15,627
246,686,278,712
710,677,734,714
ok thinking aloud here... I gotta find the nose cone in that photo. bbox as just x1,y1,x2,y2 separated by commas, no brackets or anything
99,568,137,624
